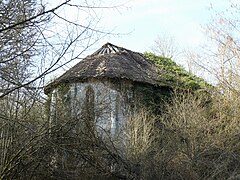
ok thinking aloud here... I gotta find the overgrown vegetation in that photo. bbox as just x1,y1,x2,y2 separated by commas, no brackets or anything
144,53,211,90
157,92,240,179
33,80,240,179
1,87,240,179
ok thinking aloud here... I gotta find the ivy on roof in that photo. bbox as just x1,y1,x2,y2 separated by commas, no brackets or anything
144,52,211,90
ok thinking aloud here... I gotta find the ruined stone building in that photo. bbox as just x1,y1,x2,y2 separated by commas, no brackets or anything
44,43,170,136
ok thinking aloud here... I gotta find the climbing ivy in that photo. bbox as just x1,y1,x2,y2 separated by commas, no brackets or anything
133,83,172,115
144,52,212,90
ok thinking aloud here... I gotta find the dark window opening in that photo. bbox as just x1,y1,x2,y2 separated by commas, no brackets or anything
84,85,95,122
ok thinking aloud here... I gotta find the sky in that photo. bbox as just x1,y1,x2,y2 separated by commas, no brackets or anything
94,0,230,53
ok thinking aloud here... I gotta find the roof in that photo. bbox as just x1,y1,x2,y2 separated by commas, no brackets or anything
44,43,166,94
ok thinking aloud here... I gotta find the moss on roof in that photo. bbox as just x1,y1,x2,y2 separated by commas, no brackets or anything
144,52,211,90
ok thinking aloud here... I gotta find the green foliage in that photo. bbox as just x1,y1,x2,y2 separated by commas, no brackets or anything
144,52,211,90
133,84,172,115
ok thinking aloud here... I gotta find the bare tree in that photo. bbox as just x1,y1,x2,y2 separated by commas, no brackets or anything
202,2,240,92
151,33,180,59
0,0,124,178
0,0,121,98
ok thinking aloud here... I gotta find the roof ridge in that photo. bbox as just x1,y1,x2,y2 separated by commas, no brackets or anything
91,42,127,56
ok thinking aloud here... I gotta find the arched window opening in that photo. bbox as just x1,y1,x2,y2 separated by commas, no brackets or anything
114,94,120,134
83,85,95,124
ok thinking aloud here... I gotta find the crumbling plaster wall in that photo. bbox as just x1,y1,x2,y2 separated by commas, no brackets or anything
49,80,133,135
